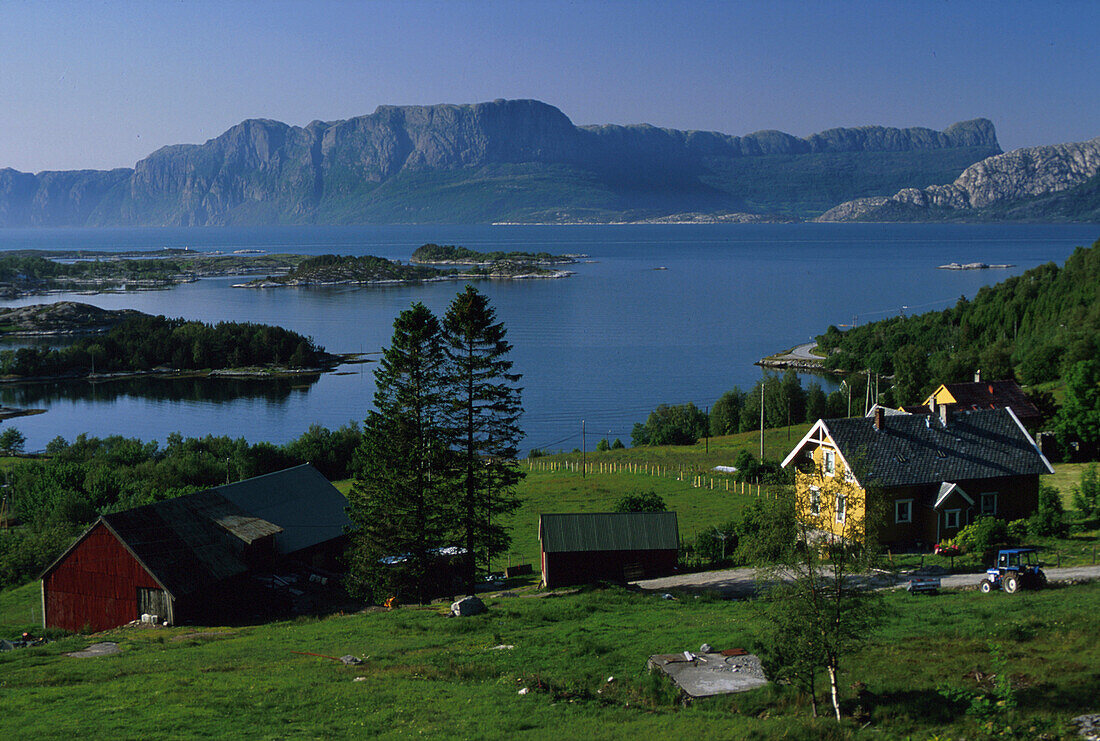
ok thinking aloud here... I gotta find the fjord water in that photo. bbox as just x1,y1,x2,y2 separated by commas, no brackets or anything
0,223,1095,454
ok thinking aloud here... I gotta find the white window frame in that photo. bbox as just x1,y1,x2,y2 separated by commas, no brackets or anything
980,492,998,516
809,487,821,516
822,449,836,476
895,499,913,524
944,509,960,529
835,493,846,523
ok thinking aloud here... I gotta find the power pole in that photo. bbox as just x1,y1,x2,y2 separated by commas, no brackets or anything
760,382,765,459
581,419,586,479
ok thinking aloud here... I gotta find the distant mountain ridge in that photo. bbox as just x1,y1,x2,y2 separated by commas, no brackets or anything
0,99,1001,226
818,136,1100,222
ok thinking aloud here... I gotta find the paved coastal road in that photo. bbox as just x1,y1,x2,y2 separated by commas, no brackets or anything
769,342,819,362
633,564,1100,597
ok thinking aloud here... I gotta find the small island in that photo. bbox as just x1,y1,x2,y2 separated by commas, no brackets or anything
238,250,573,288
410,243,580,266
0,303,338,382
0,249,308,298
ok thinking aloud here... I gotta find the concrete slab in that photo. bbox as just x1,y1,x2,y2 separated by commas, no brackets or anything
66,642,120,658
648,651,768,698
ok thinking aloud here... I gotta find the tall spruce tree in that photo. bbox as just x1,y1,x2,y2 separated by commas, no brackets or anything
442,286,524,594
348,303,454,604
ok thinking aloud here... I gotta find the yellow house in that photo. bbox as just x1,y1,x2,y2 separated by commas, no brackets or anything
781,407,1052,550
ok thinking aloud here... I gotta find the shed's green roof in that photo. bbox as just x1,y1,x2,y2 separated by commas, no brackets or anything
539,512,679,553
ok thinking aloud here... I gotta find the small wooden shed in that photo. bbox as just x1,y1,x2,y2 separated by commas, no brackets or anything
538,511,679,588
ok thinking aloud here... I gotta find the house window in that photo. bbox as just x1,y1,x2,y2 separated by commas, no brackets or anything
809,487,821,516
944,509,960,529
980,492,997,516
895,499,913,524
823,449,836,476
836,493,846,523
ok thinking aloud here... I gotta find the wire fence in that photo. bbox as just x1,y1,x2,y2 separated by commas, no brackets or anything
525,457,781,496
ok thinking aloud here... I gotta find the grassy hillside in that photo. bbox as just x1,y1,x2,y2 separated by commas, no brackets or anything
1,579,1098,738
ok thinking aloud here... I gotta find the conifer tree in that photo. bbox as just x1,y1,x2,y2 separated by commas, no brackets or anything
348,303,454,604
442,286,524,594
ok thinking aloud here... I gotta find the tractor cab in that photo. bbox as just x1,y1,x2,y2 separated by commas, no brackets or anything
980,547,1046,594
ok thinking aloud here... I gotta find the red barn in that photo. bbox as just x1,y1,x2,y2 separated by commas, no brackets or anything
41,490,283,632
40,464,351,632
538,512,679,588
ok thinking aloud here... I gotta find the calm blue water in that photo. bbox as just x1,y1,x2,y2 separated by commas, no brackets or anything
0,223,1096,453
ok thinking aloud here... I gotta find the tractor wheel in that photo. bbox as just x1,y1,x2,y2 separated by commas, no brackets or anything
1036,570,1047,588
979,579,994,593
1004,575,1020,594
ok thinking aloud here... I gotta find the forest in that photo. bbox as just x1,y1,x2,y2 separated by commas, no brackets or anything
814,238,1100,404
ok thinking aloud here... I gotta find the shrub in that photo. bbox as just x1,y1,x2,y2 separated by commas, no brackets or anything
1072,463,1100,518
528,448,546,459
695,521,738,564
611,438,625,450
1028,483,1068,536
596,438,610,452
955,516,1015,554
614,491,667,513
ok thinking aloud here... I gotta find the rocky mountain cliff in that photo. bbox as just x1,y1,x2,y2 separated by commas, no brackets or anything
0,99,1001,226
818,136,1100,222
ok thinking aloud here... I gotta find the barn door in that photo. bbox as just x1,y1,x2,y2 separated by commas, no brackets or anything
137,588,170,622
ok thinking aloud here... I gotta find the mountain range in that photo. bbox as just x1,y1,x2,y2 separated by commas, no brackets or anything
1,98,1086,227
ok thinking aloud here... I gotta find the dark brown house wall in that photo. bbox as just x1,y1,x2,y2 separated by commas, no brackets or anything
876,474,1040,551
542,549,677,588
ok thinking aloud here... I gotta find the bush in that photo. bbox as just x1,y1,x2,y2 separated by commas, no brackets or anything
611,438,625,450
955,516,1015,554
528,448,546,459
1072,464,1100,518
1028,483,1068,536
614,491,667,513
695,521,738,564
733,496,795,564
596,438,610,452
0,427,26,454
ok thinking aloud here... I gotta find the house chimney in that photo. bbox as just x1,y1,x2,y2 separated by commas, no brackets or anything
939,403,950,427
974,369,981,383
874,406,885,431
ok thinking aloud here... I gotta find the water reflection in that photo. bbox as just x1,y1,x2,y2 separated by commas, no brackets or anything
0,373,320,407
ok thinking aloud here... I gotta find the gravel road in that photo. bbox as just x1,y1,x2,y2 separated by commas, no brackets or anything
633,564,1100,597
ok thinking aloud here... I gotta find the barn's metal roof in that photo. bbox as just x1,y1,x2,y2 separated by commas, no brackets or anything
212,464,350,554
539,512,679,553
99,490,282,597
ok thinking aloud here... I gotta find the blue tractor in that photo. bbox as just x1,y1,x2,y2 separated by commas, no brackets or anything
979,547,1047,594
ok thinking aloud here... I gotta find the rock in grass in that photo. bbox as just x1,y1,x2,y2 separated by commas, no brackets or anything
451,596,487,617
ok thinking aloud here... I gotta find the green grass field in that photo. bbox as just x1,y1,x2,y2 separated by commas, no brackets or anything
1,580,1098,738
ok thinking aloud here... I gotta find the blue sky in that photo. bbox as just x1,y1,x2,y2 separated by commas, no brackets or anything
1,0,1097,171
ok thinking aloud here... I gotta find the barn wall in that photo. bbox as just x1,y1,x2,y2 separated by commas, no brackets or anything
43,524,163,632
542,549,678,588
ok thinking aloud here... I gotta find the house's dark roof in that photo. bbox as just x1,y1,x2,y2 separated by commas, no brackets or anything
212,464,350,554
822,408,1052,488
539,512,679,553
99,490,282,597
928,380,1042,422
